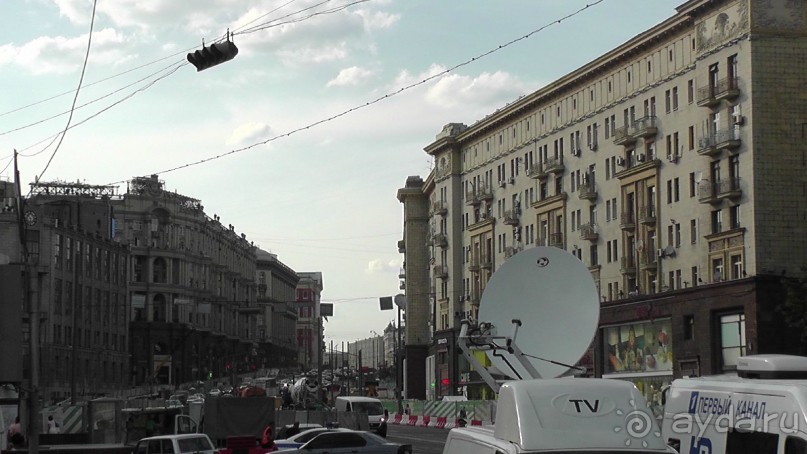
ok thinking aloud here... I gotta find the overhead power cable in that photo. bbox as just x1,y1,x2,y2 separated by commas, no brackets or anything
33,0,98,186
107,0,606,184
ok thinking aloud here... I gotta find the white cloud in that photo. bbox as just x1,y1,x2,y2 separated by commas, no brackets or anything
226,122,273,147
327,66,375,87
366,259,398,273
353,9,400,31
276,42,349,66
4,28,133,75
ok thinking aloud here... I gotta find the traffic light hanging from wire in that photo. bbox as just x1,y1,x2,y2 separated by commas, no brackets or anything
187,32,239,72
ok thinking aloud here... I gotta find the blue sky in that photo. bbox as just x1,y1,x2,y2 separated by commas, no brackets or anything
0,0,681,346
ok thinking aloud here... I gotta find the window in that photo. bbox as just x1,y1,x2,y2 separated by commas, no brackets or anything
730,205,741,229
664,89,671,113
712,257,725,282
731,254,744,279
687,79,694,104
719,313,746,370
672,86,679,110
711,210,722,234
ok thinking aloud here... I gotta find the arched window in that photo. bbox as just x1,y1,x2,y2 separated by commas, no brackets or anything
153,257,167,283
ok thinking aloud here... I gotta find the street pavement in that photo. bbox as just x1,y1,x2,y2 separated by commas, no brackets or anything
386,422,450,454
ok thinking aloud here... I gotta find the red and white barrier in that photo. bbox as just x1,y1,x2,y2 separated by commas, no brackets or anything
391,414,403,425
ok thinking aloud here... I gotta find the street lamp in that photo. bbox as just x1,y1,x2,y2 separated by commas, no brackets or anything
370,330,379,369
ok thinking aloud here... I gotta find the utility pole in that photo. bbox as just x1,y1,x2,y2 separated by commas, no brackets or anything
15,151,40,453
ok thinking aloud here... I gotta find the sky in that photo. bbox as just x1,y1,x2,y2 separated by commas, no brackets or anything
0,0,683,347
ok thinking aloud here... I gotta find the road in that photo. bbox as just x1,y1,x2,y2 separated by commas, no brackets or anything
386,423,450,454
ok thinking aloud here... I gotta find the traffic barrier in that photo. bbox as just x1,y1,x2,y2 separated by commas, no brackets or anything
391,414,403,425
470,419,482,426
406,415,418,426
434,416,447,429
419,415,431,427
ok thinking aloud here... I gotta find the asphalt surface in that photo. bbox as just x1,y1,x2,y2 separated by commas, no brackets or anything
385,423,451,454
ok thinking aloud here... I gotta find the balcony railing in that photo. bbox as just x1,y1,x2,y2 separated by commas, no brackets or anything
432,265,448,279
629,115,659,139
544,156,565,174
697,77,740,107
638,205,656,225
613,125,636,146
431,200,448,216
620,256,636,274
698,129,740,156
548,232,564,248
579,223,598,241
503,209,520,226
578,181,597,201
698,178,743,204
639,250,657,269
433,233,448,248
527,164,547,180
620,212,636,230
465,183,493,206
505,246,522,258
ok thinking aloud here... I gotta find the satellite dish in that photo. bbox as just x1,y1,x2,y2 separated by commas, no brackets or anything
477,246,599,379
393,293,406,310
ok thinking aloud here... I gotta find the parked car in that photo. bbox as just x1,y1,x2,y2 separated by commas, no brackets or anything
275,423,325,444
275,427,348,450
275,430,411,454
133,433,217,454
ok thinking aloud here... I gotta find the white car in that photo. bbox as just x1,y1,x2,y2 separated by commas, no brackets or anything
133,433,217,454
275,427,349,450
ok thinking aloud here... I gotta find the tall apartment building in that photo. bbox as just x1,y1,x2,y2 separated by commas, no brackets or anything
296,271,324,371
0,180,130,403
113,175,261,386
399,0,807,405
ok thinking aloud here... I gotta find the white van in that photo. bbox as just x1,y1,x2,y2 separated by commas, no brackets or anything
334,396,385,429
662,354,807,454
442,378,674,454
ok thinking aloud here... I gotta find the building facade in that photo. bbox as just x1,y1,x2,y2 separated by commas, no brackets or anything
399,0,807,404
2,180,131,403
296,272,323,371
255,249,299,368
113,175,262,386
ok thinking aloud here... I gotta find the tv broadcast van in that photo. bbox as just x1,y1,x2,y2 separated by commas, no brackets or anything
662,355,807,454
442,378,675,454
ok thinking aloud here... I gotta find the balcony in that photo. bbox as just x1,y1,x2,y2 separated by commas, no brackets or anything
468,258,480,272
698,129,741,157
432,265,448,279
715,128,741,152
620,256,636,274
639,250,657,270
503,208,520,226
398,267,405,279
397,239,405,253
505,246,522,258
696,77,740,107
399,280,405,290
620,212,636,230
548,232,564,248
465,183,493,206
630,116,659,140
698,178,743,204
527,164,548,180
638,205,656,225
578,181,597,201
481,258,493,269
431,200,448,216
433,233,448,248
579,223,598,242
544,156,565,174
613,126,637,146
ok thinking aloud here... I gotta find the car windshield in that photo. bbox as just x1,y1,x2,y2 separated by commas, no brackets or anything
292,429,328,443
177,436,214,453
353,402,384,415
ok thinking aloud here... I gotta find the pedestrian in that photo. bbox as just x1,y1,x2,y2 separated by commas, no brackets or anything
7,416,23,448
458,407,467,427
285,421,301,438
145,416,155,437
260,422,277,451
404,403,410,416
47,415,60,434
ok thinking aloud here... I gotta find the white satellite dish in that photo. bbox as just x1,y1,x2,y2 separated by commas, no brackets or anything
477,246,600,379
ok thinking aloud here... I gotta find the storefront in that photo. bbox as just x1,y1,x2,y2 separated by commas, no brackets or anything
601,318,673,418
